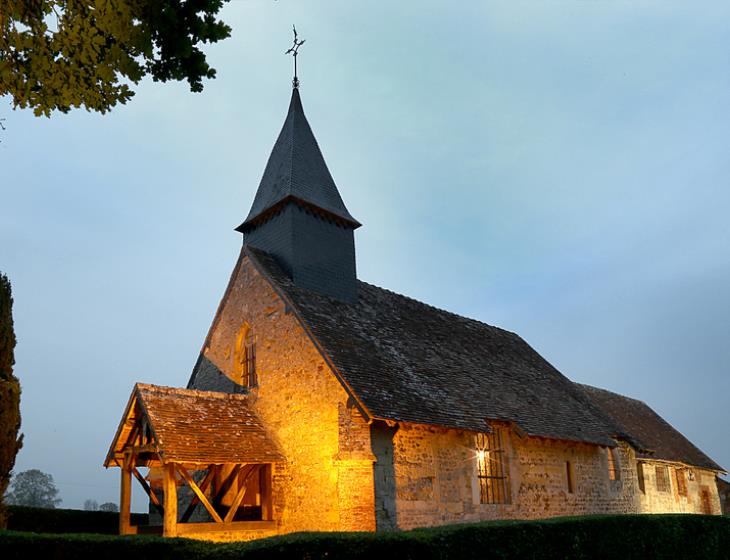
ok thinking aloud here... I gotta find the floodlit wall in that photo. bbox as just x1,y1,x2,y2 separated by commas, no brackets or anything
189,252,375,539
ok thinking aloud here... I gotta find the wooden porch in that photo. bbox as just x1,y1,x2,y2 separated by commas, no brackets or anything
105,384,285,537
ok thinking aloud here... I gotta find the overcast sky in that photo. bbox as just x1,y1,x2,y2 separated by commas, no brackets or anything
2,1,728,511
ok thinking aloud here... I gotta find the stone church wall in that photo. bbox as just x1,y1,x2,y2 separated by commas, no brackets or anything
190,252,375,537
637,461,722,514
184,250,722,538
373,422,642,530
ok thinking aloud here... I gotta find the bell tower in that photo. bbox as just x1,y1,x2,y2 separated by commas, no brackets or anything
236,87,361,302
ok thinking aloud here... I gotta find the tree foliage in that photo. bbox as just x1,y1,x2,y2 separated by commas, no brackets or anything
83,499,98,511
99,501,118,512
5,469,61,508
0,272,23,528
0,0,231,116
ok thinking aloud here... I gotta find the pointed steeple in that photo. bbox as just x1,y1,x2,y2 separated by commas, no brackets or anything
237,89,360,233
238,89,361,303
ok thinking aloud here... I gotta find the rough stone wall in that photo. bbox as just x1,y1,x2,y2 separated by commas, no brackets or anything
637,461,722,514
189,251,375,537
374,422,642,530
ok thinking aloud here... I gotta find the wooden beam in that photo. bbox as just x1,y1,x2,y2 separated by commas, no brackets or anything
132,467,164,517
119,452,132,535
176,464,223,523
224,465,260,523
260,464,273,521
163,463,178,537
180,466,216,523
211,464,243,508
128,444,158,455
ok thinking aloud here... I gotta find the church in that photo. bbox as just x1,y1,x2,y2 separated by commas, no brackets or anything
105,80,726,541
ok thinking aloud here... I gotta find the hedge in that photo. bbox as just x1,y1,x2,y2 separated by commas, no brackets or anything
1,514,729,560
6,506,148,534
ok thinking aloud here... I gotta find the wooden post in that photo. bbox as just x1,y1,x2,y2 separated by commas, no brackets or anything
119,452,132,535
163,462,178,537
260,464,273,521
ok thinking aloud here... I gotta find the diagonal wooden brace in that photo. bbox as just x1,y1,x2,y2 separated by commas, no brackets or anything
211,464,243,508
132,467,164,517
224,465,260,523
176,464,223,523
180,465,216,523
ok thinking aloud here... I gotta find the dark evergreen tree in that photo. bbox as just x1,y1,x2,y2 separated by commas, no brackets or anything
0,272,23,527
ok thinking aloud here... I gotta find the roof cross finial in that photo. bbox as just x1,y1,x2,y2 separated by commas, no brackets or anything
285,24,306,89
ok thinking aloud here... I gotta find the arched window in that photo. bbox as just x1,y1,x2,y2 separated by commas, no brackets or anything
234,324,257,388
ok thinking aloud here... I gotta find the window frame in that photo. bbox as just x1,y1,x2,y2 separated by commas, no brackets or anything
606,447,620,481
234,324,257,388
566,460,575,494
244,328,257,388
637,461,646,494
655,465,671,493
675,467,687,497
475,429,511,505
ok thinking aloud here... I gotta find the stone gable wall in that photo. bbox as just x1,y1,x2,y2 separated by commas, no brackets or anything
189,252,375,538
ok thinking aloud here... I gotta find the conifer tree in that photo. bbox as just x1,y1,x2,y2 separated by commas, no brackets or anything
0,272,23,528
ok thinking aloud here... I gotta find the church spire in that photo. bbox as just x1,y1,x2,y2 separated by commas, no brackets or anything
236,88,360,233
237,86,361,302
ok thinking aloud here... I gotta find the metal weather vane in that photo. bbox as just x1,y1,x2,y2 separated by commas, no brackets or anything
285,25,306,89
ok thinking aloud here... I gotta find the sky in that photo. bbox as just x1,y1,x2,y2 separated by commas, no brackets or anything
1,1,728,511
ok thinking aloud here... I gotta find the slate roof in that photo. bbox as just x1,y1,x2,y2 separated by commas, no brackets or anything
246,246,621,447
237,88,360,232
105,383,284,467
577,384,724,472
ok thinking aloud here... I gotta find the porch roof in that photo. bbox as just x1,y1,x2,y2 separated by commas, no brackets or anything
105,383,285,467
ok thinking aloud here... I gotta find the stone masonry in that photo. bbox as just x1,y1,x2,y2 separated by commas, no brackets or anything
181,250,723,541
190,251,376,535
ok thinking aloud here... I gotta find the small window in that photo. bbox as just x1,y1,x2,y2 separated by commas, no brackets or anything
244,328,257,387
656,465,670,493
637,462,645,493
675,468,687,497
606,447,620,481
234,324,257,388
475,429,510,504
566,461,575,494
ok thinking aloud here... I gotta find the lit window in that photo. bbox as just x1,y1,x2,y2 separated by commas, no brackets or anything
655,465,670,492
606,447,620,481
475,429,510,504
637,462,645,493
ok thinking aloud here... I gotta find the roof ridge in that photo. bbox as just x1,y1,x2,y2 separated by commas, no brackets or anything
576,382,651,408
356,278,518,337
135,382,249,402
